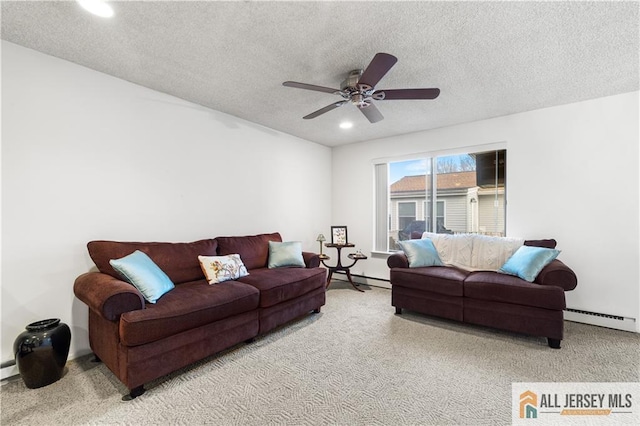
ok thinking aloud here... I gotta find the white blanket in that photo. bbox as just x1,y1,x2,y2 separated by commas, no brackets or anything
422,232,524,271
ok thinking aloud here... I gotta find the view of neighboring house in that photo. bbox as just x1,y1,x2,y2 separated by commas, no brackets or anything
389,171,505,248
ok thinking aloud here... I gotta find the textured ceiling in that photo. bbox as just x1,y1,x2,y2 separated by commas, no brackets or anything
2,1,638,147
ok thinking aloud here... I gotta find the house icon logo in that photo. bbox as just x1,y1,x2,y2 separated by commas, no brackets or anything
520,390,538,419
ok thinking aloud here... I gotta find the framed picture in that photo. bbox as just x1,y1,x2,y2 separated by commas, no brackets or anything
331,226,348,245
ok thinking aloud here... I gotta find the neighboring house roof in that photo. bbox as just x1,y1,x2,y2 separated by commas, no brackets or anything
390,172,477,194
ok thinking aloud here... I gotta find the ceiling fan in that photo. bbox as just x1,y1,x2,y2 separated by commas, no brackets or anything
283,53,440,124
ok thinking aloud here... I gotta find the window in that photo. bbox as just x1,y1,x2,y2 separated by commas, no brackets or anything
374,149,506,252
398,202,416,230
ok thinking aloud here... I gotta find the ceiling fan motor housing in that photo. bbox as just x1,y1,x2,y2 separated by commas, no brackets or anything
340,69,363,91
340,70,374,107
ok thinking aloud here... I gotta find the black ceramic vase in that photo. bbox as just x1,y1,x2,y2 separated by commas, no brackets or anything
13,318,71,389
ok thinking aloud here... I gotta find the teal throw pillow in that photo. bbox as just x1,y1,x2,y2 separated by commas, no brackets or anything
268,241,305,268
499,245,560,282
109,250,175,303
398,238,443,268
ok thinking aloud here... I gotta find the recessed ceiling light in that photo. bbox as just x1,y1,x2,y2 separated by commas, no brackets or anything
77,0,114,18
339,122,353,129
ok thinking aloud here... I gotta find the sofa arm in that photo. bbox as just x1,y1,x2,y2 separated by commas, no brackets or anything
303,252,320,268
74,272,145,321
387,252,409,269
534,259,578,291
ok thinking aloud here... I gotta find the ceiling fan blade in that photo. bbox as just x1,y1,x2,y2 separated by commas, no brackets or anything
303,100,348,119
283,81,341,94
357,53,398,89
358,103,384,123
374,88,440,100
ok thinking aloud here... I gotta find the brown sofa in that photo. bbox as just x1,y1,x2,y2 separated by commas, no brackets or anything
74,232,326,400
387,239,577,348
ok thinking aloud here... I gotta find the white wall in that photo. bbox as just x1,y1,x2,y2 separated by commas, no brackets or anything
2,41,637,382
332,91,639,330
0,41,332,377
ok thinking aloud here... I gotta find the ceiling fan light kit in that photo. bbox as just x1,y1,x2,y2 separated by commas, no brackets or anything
283,52,440,124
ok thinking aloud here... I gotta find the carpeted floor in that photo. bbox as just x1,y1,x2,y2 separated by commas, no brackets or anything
2,282,639,425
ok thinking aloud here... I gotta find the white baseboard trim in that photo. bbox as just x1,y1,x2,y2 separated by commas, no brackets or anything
564,310,638,332
330,273,391,289
1,365,18,382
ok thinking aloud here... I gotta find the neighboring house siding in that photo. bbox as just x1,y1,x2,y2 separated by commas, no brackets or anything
392,194,469,233
389,172,505,239
391,191,505,236
478,189,505,235
441,194,468,233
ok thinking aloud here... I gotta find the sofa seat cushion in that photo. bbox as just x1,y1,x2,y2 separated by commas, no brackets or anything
237,267,326,308
390,266,468,297
464,272,566,310
119,280,259,347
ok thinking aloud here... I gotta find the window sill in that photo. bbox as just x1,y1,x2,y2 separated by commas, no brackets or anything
370,250,399,258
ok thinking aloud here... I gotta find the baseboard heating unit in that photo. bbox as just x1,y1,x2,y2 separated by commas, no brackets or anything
565,308,637,332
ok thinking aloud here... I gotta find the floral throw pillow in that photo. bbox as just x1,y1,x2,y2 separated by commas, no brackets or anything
198,254,249,284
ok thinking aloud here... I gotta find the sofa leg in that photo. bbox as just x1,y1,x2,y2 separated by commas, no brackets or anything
122,385,145,401
548,338,561,349
91,354,101,363
313,307,321,314
395,307,402,315
245,337,256,344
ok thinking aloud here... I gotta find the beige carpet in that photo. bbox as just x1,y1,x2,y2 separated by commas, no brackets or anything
2,283,639,425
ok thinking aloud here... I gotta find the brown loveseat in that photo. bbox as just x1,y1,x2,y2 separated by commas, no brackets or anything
387,238,577,348
74,232,325,400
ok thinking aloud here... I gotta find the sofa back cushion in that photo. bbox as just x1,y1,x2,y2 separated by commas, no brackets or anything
524,239,557,249
216,232,282,270
88,239,218,284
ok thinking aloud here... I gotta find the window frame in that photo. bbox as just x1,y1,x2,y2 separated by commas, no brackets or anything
372,143,507,254
424,200,446,232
